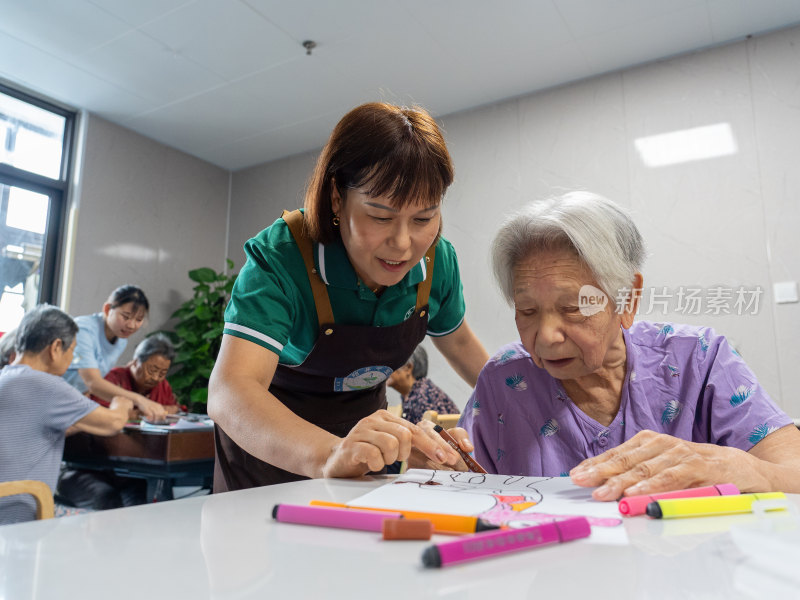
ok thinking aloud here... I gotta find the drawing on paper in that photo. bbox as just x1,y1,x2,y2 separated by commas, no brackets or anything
353,469,623,532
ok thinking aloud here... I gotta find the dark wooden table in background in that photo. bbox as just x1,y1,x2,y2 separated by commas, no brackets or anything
62,424,215,502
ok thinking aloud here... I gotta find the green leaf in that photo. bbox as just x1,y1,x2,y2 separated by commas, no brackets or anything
202,326,223,340
175,330,199,345
173,352,193,365
226,258,234,270
189,267,217,283
167,371,196,389
170,306,194,320
190,388,209,404
194,304,213,320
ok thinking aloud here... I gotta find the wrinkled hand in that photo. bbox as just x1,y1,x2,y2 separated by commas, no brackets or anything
321,410,461,478
570,430,746,501
135,395,168,421
406,422,471,471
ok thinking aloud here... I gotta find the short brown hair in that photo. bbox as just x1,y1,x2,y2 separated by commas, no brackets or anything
304,102,454,244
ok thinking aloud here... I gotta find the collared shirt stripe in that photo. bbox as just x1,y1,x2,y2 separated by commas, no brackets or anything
224,323,285,351
318,244,329,284
428,316,464,337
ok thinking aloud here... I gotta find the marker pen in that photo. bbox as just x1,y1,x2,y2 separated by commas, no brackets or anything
618,483,740,516
646,492,788,519
434,424,488,474
422,516,591,567
272,504,402,532
309,500,500,534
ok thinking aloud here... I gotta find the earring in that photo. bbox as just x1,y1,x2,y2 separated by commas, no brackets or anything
332,215,340,227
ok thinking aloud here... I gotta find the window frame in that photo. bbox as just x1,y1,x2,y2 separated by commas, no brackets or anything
0,81,76,307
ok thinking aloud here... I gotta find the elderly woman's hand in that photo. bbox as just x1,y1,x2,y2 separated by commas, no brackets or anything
569,430,751,501
133,395,168,421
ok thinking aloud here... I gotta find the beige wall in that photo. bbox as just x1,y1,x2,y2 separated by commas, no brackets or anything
228,25,800,416
226,150,316,271
67,115,229,360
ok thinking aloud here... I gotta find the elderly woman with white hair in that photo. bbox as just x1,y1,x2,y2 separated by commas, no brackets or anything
457,191,800,500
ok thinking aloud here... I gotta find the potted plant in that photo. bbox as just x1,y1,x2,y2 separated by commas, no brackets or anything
161,259,237,412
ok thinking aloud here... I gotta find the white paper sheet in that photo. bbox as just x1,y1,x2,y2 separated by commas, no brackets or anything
350,469,627,545
138,417,213,431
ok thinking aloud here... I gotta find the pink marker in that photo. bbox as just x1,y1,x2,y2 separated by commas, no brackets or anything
617,483,740,516
272,504,402,532
421,516,591,568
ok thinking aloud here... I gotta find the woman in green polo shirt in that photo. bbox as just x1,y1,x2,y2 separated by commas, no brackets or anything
209,102,489,490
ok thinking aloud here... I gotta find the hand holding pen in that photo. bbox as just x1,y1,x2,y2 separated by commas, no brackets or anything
322,410,463,478
408,421,486,473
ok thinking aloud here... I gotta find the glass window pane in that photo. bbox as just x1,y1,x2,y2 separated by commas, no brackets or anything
0,91,66,179
0,283,25,333
6,187,48,234
0,183,47,333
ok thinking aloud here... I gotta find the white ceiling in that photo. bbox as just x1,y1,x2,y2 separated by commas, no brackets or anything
2,0,800,172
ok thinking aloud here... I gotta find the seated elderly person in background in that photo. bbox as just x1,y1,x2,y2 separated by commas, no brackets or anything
458,191,800,501
91,333,181,416
57,334,180,510
387,345,460,424
0,305,132,525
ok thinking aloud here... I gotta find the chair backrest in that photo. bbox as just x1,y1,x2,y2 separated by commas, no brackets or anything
386,404,403,418
421,410,460,430
0,480,55,520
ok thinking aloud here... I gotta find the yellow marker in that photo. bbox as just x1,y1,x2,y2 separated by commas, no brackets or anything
646,492,787,519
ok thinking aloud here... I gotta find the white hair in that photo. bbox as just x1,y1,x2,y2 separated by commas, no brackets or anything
491,191,646,308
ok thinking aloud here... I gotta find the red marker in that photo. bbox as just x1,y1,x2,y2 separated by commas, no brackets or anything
617,483,740,516
434,424,487,474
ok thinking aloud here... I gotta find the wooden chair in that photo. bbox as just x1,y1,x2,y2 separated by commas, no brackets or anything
421,410,461,430
0,480,55,520
386,404,403,418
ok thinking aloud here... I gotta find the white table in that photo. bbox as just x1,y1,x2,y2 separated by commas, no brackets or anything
0,476,796,599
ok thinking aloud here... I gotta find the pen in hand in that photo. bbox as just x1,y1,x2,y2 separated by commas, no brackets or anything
433,424,488,474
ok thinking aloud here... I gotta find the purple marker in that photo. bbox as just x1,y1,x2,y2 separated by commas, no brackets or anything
272,503,402,532
421,516,591,568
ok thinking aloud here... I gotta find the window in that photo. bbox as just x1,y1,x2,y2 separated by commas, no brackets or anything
0,83,74,334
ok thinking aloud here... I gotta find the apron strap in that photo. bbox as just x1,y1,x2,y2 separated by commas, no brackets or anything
282,209,335,327
415,243,436,312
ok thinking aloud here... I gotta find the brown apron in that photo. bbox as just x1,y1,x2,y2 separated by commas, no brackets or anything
214,210,435,490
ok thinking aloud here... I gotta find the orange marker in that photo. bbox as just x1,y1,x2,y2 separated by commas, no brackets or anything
434,424,487,474
309,500,500,535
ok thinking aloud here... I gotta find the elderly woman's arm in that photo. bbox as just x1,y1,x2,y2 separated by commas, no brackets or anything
570,425,800,500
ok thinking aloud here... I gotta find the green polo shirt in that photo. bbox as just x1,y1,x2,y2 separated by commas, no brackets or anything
224,214,466,365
